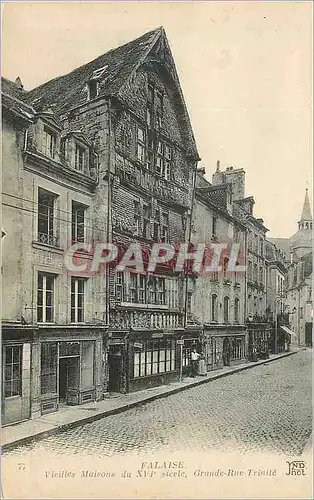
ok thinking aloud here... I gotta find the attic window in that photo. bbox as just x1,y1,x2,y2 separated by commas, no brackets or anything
88,81,98,100
90,65,108,80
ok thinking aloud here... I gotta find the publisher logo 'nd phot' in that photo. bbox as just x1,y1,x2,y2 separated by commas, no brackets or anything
286,461,306,476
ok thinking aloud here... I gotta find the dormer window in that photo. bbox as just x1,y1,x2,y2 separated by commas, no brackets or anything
75,145,86,171
42,127,57,158
88,81,98,100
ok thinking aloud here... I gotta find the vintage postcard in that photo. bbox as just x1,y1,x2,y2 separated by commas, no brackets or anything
1,1,313,499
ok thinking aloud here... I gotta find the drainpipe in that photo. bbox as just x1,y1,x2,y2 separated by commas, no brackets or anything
244,228,248,358
23,129,28,151
183,160,198,328
105,99,113,328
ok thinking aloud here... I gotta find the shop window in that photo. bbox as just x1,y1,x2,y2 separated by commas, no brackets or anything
182,340,198,368
232,338,244,360
37,272,55,323
133,339,175,378
211,294,218,322
42,127,57,158
71,278,85,323
38,188,58,246
41,342,57,395
136,126,146,164
75,144,86,172
71,201,86,244
223,296,230,323
81,341,95,390
4,345,22,397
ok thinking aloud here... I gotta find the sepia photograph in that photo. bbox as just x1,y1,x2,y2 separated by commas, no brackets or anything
1,1,313,498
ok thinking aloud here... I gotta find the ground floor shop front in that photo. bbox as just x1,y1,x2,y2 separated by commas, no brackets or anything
2,326,33,426
2,325,105,425
247,322,273,360
203,325,248,371
107,326,204,393
35,327,104,416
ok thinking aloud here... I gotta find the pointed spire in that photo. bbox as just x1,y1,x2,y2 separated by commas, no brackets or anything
300,188,312,222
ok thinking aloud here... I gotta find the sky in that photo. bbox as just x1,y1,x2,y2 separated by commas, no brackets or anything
2,1,312,237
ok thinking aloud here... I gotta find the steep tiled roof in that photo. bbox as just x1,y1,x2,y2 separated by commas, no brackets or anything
1,78,35,122
268,238,291,260
1,77,25,100
23,28,162,114
4,28,199,159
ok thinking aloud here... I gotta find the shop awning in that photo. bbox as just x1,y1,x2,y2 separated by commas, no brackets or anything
280,325,298,340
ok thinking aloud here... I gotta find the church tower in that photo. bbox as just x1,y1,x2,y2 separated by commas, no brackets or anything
298,188,312,231
289,188,313,259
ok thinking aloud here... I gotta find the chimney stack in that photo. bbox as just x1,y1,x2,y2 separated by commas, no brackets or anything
216,160,220,172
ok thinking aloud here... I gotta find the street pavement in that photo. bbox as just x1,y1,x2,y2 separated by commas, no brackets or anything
5,349,312,458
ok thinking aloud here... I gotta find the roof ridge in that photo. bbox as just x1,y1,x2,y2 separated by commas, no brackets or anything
24,27,162,96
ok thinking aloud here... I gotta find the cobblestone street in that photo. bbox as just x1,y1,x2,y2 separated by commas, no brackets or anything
6,350,312,459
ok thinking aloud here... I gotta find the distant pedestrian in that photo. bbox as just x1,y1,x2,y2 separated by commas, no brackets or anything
191,349,200,377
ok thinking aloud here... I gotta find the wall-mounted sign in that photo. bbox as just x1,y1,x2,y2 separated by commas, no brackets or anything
151,332,164,339
176,340,184,345
134,342,143,349
109,339,124,345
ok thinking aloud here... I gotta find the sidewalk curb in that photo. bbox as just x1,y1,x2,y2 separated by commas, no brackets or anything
2,349,303,453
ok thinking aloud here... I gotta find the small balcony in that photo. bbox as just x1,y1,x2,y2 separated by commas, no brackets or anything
37,232,59,247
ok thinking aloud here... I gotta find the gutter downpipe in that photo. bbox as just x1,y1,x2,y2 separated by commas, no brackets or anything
183,160,198,329
105,99,113,328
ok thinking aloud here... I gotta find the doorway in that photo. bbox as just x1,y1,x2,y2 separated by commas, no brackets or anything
108,346,123,393
59,357,79,403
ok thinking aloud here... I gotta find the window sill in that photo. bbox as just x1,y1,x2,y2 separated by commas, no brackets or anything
4,395,21,400
32,241,63,254
119,302,169,310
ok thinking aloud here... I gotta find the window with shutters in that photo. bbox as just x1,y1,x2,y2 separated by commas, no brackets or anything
42,127,57,158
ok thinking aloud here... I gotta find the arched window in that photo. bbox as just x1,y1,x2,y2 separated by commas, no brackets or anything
211,294,218,322
234,298,240,323
223,296,230,323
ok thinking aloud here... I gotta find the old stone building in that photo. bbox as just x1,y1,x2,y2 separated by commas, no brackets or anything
212,163,272,359
265,240,290,352
2,78,106,425
269,190,313,347
2,27,201,420
188,168,247,370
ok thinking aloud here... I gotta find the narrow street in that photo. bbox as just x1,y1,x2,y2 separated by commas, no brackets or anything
6,350,312,459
